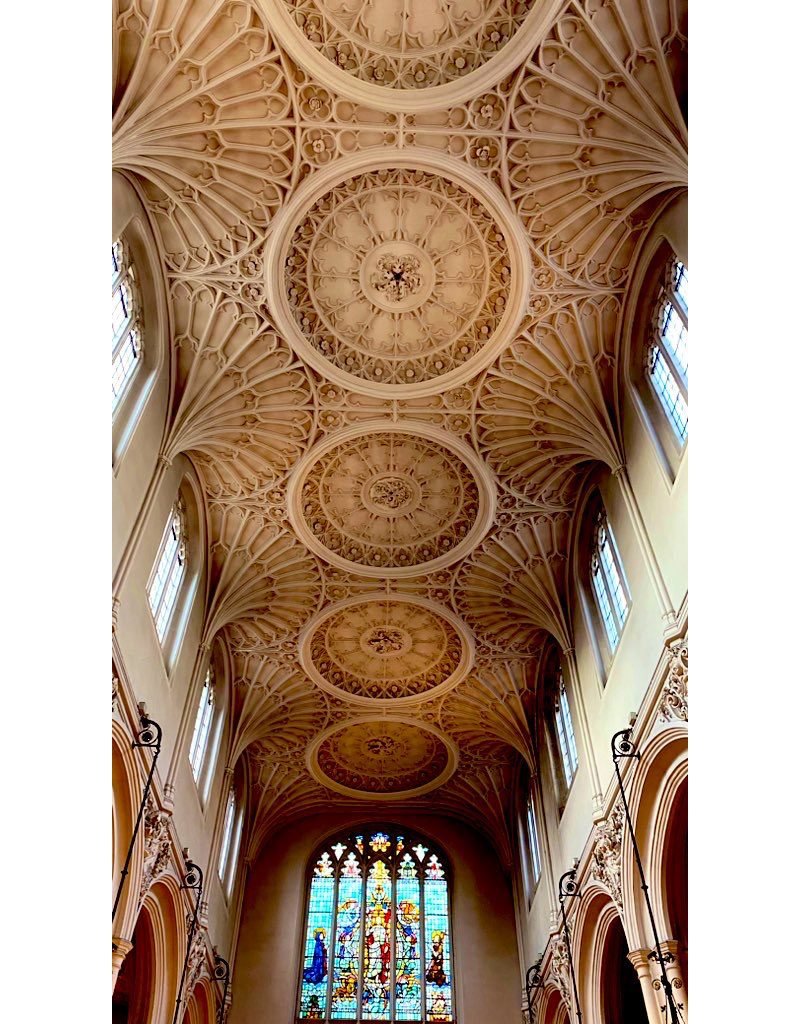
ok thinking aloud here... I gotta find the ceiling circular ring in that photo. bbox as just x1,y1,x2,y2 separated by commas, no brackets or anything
299,592,475,706
258,0,565,112
285,419,497,578
307,714,458,799
264,151,531,399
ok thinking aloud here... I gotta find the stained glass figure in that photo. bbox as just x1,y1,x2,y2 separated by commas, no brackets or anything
298,828,454,1023
363,860,392,1020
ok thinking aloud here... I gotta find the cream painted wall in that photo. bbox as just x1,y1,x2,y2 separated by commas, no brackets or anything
514,199,689,983
230,814,521,1024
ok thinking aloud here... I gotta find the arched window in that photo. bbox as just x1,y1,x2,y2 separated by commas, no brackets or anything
590,509,630,653
553,674,578,789
525,793,542,887
218,787,236,880
111,238,143,409
647,256,688,443
147,502,187,643
188,668,215,783
298,827,454,1022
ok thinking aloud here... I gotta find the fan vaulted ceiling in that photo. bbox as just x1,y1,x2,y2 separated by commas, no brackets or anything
112,0,687,866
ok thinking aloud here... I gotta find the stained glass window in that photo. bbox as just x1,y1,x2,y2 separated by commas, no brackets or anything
299,828,454,1023
590,510,630,653
112,238,143,409
647,257,688,442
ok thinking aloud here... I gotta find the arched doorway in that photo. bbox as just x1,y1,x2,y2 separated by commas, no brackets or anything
663,777,688,990
599,916,648,1024
112,906,156,1024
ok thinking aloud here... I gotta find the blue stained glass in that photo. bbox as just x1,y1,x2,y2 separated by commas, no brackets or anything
424,877,452,1022
300,874,335,1019
362,861,392,1020
395,875,421,1020
331,874,363,1019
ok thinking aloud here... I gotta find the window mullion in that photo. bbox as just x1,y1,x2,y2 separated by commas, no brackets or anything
420,861,426,1024
655,333,688,398
326,866,339,1024
598,555,623,636
390,853,396,1024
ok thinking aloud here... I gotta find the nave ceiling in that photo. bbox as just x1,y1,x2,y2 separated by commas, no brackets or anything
112,0,687,867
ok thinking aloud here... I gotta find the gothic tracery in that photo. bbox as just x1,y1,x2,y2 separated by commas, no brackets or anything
113,0,687,864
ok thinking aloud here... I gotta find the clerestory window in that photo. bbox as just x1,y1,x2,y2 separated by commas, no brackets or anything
147,503,187,643
189,669,215,783
554,674,579,789
112,239,143,410
299,827,454,1022
647,257,688,443
590,510,630,652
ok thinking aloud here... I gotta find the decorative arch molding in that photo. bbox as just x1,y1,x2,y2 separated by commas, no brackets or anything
257,0,565,113
112,170,171,469
138,875,186,1024
619,726,688,951
183,976,216,1024
112,717,145,942
265,150,531,400
569,886,622,1024
539,985,570,1024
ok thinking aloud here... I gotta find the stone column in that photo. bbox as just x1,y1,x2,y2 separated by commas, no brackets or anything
654,939,688,1021
627,948,664,1024
112,936,133,991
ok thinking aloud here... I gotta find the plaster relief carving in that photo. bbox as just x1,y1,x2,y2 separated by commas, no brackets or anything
312,718,455,796
548,934,572,1006
139,795,172,903
283,167,513,391
303,595,472,701
659,637,688,722
591,802,625,911
268,0,539,91
288,426,494,577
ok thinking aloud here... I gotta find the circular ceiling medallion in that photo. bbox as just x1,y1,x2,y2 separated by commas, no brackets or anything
267,154,530,399
286,422,496,577
300,594,474,704
259,1,563,111
308,716,457,798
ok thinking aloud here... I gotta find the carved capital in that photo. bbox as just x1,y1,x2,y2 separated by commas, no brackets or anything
138,795,172,903
659,637,688,722
548,934,571,1006
591,801,625,911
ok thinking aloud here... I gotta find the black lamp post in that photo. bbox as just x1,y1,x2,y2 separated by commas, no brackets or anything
558,868,583,1024
113,712,163,921
611,728,685,1024
524,953,544,1023
213,952,231,1024
171,859,204,1024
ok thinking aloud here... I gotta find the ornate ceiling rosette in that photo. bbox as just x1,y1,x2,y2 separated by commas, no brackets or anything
265,152,530,398
299,594,474,705
286,421,496,577
259,0,564,110
308,716,458,798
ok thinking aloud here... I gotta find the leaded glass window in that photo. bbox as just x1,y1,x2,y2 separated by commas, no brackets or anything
112,238,143,409
218,786,236,881
189,669,215,783
590,511,630,652
554,675,578,789
526,795,541,886
147,502,187,643
647,257,688,442
299,828,455,1023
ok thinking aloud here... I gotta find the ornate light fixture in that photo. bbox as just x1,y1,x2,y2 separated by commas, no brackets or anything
112,708,162,920
524,953,544,1023
558,867,584,1023
171,858,204,1024
213,950,231,1024
611,729,685,1024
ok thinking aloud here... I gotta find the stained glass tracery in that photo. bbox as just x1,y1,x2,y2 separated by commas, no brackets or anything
299,828,454,1023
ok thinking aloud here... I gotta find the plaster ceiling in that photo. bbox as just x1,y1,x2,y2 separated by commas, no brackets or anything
113,0,687,867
